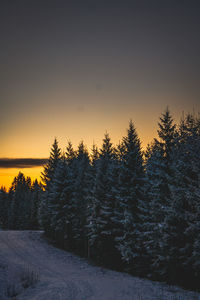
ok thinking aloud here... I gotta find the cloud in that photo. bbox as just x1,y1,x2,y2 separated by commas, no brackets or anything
0,158,48,169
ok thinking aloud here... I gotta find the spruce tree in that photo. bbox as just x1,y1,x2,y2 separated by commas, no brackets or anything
9,172,32,229
70,141,90,254
145,108,176,279
30,179,42,229
48,157,69,245
88,133,118,266
41,138,61,189
161,113,200,287
66,141,76,164
145,141,169,278
0,187,9,229
86,143,99,258
116,120,146,274
39,138,61,235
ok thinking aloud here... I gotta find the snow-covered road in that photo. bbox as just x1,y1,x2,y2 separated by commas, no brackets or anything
0,231,199,300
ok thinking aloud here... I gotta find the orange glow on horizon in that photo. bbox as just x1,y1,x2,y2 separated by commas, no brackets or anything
0,166,43,191
1,103,195,191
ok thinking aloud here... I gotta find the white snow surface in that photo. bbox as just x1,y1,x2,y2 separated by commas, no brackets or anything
0,231,199,300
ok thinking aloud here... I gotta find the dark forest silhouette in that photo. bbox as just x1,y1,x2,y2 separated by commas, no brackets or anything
1,108,200,291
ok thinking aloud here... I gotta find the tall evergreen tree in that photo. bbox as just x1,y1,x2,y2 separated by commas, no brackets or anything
161,113,200,287
145,108,176,279
30,179,42,229
145,140,168,278
0,187,9,229
90,143,99,166
116,120,146,274
157,107,176,164
66,141,76,164
39,138,61,235
70,141,90,254
88,133,118,266
41,138,61,189
48,157,68,244
9,172,32,229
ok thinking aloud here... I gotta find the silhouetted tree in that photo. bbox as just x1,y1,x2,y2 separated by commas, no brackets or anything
116,120,146,274
0,187,9,229
39,138,61,235
161,113,200,287
9,172,32,229
88,133,118,265
30,179,42,229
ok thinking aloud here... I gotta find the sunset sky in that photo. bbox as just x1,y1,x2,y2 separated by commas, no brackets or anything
1,1,200,189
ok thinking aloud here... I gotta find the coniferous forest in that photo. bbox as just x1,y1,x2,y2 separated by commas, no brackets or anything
1,108,200,291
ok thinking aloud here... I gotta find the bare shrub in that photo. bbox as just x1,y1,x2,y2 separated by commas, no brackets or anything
5,266,39,298
6,283,20,298
19,267,39,289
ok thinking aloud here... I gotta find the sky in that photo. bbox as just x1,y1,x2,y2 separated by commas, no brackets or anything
0,0,200,189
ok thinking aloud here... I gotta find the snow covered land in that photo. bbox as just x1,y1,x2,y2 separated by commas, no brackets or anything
0,231,199,300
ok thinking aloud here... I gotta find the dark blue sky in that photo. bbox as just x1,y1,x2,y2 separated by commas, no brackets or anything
0,0,200,159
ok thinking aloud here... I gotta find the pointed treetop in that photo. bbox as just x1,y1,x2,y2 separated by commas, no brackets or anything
10,172,31,192
49,138,61,162
0,186,6,193
41,138,61,187
91,142,99,164
77,140,89,160
100,132,114,159
123,119,142,154
66,140,76,163
157,107,176,142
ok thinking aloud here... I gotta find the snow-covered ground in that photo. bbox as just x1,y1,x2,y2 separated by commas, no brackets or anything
0,231,199,300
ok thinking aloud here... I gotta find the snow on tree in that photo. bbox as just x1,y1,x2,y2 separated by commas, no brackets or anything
39,138,61,235
69,141,91,253
87,133,119,266
116,120,146,274
160,113,200,286
48,157,69,244
41,138,62,189
144,108,176,279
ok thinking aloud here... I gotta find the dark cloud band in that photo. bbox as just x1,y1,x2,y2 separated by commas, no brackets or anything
0,158,48,168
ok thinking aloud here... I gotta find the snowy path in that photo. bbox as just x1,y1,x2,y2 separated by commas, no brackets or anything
0,231,199,300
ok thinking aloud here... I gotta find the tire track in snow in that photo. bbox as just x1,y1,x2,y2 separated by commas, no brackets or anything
0,231,200,300
0,231,94,300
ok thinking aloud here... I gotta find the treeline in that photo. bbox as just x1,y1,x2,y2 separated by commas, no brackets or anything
0,174,42,230
0,108,200,290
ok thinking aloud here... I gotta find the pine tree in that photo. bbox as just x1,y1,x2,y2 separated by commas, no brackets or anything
88,133,118,266
39,138,61,235
60,162,75,250
145,108,176,279
66,141,76,164
90,143,99,166
161,113,200,287
48,158,68,245
0,187,9,229
70,141,91,254
30,179,42,229
9,172,32,229
157,107,176,164
145,141,169,278
187,114,200,287
116,120,146,274
85,143,99,258
41,138,61,189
